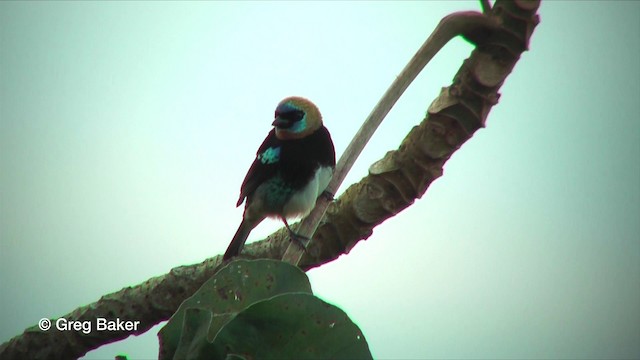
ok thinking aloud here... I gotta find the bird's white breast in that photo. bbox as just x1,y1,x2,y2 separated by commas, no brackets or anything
282,166,333,219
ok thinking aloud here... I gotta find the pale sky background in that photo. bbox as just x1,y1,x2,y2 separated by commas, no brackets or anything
1,1,639,359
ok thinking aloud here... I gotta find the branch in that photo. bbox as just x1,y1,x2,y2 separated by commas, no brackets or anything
0,1,540,358
288,1,540,270
282,9,500,265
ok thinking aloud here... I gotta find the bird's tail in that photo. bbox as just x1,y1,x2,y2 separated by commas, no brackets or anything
223,217,261,260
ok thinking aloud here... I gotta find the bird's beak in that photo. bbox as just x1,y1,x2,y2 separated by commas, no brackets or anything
272,117,291,128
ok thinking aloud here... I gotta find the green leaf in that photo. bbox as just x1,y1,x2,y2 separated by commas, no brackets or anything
172,308,213,360
209,293,372,359
158,259,312,360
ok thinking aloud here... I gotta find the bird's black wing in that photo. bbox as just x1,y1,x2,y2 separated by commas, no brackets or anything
236,129,281,207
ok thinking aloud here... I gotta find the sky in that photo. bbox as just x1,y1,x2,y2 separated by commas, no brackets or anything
1,1,639,359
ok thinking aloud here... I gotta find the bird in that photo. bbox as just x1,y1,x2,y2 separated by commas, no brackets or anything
223,96,336,260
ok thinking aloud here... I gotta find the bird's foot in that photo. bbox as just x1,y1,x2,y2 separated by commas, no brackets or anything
287,228,312,249
282,217,312,249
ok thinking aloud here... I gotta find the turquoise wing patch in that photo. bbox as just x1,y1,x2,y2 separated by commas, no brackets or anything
258,146,281,165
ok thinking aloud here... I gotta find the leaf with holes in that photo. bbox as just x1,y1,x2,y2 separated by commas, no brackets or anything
158,259,312,360
176,293,372,360
195,292,372,359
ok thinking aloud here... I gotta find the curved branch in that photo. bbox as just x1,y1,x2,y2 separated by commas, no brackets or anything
290,1,540,270
0,1,540,358
282,10,500,265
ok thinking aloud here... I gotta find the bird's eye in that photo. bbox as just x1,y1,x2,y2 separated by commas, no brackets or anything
281,110,304,122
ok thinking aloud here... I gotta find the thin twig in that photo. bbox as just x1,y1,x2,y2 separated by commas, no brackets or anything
282,11,499,265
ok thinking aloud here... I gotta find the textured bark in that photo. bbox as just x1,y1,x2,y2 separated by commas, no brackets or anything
282,9,502,265
0,1,540,358
298,0,541,270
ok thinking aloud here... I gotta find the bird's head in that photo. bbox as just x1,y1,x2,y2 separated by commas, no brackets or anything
272,96,323,140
